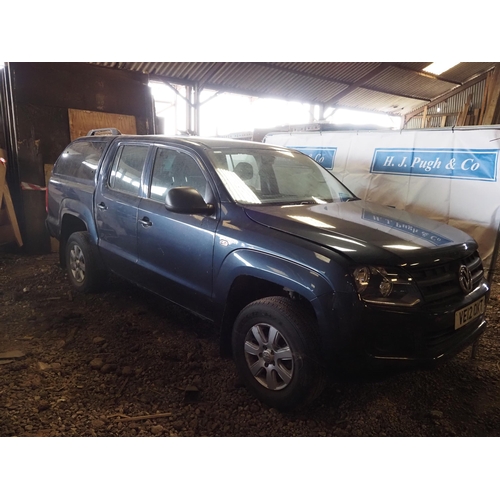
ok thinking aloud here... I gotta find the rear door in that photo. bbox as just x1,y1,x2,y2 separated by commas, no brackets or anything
136,145,218,319
95,142,151,280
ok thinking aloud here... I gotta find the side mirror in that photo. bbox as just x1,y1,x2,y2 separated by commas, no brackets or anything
165,187,214,215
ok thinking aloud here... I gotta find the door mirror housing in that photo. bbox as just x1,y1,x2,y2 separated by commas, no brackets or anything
165,187,214,215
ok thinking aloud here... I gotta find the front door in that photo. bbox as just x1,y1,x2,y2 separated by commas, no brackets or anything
136,146,218,319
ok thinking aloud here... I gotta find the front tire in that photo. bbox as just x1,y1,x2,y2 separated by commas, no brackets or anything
232,296,326,411
65,231,107,293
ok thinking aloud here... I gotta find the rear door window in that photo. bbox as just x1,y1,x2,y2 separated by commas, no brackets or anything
109,145,149,196
54,140,107,181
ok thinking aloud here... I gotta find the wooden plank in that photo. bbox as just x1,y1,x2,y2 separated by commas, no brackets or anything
478,72,492,125
456,94,473,126
0,158,5,208
68,109,137,141
404,72,489,123
2,188,23,247
440,115,447,127
473,108,480,125
44,163,53,183
420,106,428,128
0,162,23,247
482,63,500,125
44,164,59,253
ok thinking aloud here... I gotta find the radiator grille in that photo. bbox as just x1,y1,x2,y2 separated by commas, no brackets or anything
410,251,484,304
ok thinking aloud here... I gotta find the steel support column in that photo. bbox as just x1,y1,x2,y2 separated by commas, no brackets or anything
185,85,192,134
193,83,200,136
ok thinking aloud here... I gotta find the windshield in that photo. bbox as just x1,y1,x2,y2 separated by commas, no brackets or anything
207,148,357,205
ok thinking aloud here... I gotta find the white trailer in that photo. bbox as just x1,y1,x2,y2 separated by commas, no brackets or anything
264,126,500,265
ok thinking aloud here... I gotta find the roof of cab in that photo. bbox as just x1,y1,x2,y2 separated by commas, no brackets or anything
74,133,285,152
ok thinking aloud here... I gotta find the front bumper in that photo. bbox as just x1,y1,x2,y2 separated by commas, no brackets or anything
363,280,490,363
317,279,490,367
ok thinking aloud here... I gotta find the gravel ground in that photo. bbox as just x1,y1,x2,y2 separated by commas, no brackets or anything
1,249,499,437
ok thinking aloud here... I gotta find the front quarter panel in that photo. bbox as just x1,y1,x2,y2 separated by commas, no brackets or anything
213,248,334,305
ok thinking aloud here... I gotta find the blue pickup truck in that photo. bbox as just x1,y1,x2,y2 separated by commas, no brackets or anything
46,129,490,410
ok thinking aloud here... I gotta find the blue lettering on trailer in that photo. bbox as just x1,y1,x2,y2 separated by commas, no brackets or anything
370,148,498,181
292,147,337,170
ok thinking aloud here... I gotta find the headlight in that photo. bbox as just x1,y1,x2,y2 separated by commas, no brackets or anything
352,266,421,307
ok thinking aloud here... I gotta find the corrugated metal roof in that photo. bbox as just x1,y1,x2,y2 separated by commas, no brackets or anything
89,62,496,116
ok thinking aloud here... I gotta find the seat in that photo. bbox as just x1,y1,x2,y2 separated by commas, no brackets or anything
234,161,254,181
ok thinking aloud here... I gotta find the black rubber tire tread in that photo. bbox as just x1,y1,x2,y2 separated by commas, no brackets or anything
232,296,326,411
65,231,107,294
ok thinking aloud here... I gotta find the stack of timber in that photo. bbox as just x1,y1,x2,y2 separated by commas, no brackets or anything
479,63,500,125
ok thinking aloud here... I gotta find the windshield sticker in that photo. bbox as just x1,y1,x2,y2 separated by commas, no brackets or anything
362,209,453,246
292,147,337,170
370,148,498,181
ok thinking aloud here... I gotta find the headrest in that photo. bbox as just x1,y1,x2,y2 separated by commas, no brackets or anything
234,162,254,181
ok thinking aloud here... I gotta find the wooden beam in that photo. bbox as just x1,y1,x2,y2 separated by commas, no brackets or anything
390,63,463,85
478,72,492,125
482,63,500,125
420,106,428,128
0,160,23,247
404,71,490,124
456,94,473,126
149,63,432,106
473,108,479,125
44,164,59,253
425,112,459,117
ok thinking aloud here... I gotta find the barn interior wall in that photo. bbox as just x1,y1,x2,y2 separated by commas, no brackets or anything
6,62,154,254
405,79,487,130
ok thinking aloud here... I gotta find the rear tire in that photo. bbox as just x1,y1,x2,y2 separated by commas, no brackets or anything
232,296,326,411
65,231,107,293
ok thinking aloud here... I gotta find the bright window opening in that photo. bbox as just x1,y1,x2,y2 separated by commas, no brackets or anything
149,82,402,137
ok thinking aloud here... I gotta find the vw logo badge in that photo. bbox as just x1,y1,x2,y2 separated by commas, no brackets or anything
458,265,473,294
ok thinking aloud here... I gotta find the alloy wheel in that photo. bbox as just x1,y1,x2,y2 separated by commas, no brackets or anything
243,323,294,391
69,243,86,283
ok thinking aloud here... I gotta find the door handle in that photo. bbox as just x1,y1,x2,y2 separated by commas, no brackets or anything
140,217,153,227
97,202,107,211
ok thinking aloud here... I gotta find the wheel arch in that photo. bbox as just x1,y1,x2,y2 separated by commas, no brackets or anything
58,199,98,267
231,295,327,410
215,249,332,357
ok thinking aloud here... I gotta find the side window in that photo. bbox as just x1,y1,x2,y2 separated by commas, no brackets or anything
54,140,107,181
149,148,208,202
109,145,149,196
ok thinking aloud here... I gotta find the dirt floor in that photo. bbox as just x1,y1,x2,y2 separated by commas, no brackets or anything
1,249,499,437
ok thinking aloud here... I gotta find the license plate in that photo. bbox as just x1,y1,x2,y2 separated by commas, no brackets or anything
454,296,486,330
